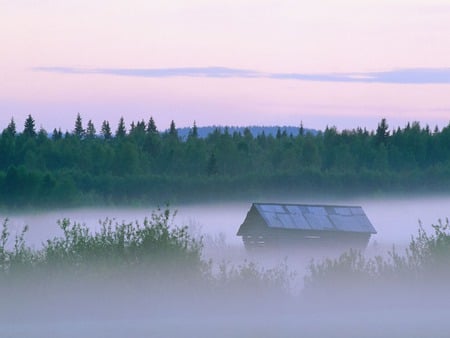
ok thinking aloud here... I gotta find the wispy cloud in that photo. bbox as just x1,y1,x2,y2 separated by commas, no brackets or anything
33,66,450,84
33,66,262,78
272,68,450,84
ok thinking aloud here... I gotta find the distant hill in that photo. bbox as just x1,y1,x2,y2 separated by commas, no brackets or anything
176,125,318,140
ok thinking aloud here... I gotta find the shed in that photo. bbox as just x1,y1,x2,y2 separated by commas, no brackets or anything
237,203,376,250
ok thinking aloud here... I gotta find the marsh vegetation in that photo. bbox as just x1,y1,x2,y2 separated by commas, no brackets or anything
2,206,450,337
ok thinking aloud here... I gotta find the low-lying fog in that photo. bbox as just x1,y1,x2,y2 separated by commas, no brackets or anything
1,194,450,337
3,195,449,248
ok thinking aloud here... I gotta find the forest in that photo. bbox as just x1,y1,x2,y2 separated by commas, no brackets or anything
1,114,450,207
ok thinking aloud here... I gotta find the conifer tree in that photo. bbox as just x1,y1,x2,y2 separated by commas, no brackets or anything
23,114,36,138
4,118,16,137
52,128,62,140
136,120,146,132
116,117,126,138
101,120,112,139
74,113,85,139
147,117,158,134
169,120,178,138
188,121,198,139
299,121,304,136
86,120,96,138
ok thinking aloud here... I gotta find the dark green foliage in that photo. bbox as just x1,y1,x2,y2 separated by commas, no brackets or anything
189,121,198,139
375,117,389,145
74,113,85,139
0,208,202,279
23,114,36,138
1,117,450,206
43,207,202,274
147,117,158,134
52,128,62,140
115,117,126,138
101,120,112,139
3,118,16,137
86,119,96,138
207,152,219,176
169,120,177,139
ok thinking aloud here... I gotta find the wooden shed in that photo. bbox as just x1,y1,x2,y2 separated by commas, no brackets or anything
237,203,377,250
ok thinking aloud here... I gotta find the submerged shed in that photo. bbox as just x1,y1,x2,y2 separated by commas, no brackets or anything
237,203,376,250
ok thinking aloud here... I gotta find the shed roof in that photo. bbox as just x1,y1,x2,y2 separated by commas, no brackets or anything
253,203,377,234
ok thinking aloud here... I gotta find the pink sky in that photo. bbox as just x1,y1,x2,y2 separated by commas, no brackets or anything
1,0,450,132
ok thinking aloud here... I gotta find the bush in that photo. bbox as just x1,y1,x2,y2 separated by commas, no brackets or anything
0,208,204,281
303,218,450,306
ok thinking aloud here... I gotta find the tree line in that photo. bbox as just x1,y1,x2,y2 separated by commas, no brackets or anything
1,114,450,207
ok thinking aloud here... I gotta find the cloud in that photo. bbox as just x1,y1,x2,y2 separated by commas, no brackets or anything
272,68,450,84
33,66,262,78
33,66,450,84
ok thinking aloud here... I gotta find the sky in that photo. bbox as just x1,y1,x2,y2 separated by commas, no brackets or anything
1,0,450,133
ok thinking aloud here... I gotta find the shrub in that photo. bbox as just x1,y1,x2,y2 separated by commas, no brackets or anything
303,218,450,305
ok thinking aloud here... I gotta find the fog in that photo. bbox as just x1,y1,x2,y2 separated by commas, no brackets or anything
1,194,450,337
3,194,450,248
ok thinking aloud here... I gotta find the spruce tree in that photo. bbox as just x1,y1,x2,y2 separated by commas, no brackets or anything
23,114,36,138
189,121,198,139
169,120,177,138
101,120,112,139
116,117,126,138
52,128,62,140
299,121,304,136
375,118,389,145
4,118,16,137
147,117,158,134
86,120,96,138
74,113,85,139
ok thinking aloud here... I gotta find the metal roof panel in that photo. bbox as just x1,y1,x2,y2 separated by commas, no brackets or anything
253,203,376,234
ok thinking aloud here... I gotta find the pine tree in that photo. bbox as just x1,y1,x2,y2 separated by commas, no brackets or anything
169,120,178,138
188,121,198,139
147,117,158,134
86,120,96,138
375,118,389,146
4,118,16,137
116,117,126,138
136,120,146,132
276,128,282,140
52,128,62,140
74,113,85,139
101,120,112,140
23,114,36,138
299,121,304,136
